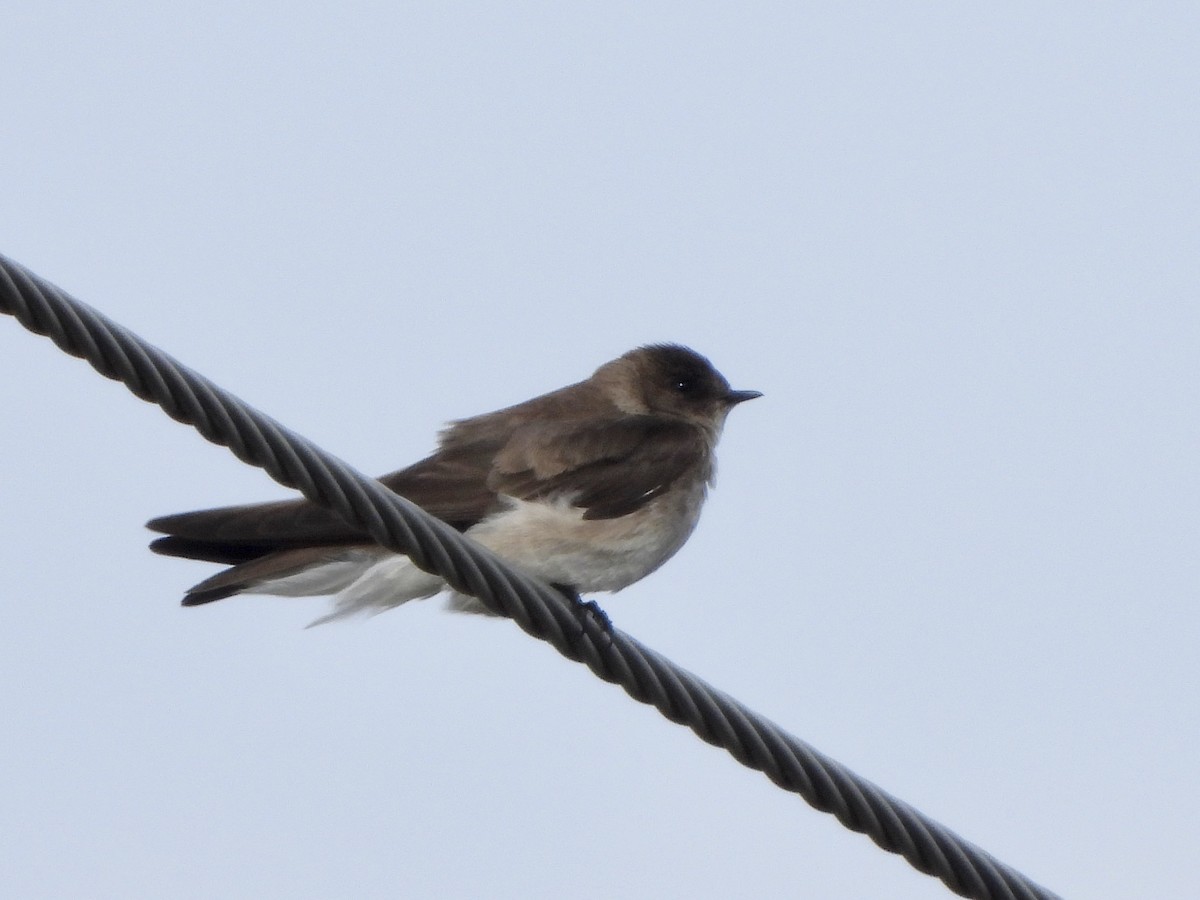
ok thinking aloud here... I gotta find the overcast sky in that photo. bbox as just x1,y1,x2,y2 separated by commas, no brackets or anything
3,4,1197,898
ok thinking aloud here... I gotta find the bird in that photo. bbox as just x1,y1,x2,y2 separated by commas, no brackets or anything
147,344,760,625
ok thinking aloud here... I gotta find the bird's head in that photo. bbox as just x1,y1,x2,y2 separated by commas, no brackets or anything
596,344,761,431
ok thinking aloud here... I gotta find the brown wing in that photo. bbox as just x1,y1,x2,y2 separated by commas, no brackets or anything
148,416,706,563
145,382,608,564
489,417,709,520
147,446,500,564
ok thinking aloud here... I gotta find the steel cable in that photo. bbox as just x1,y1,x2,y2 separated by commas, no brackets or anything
0,252,1060,900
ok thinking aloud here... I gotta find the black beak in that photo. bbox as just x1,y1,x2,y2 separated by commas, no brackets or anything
725,389,763,406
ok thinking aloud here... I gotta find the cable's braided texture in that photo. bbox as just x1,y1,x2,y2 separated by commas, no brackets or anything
0,253,1060,900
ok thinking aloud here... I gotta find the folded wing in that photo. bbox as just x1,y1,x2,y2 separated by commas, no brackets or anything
148,417,706,570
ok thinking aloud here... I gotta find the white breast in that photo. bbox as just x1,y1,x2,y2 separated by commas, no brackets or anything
465,480,709,593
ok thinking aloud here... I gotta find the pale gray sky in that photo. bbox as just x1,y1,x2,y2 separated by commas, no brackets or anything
3,4,1197,898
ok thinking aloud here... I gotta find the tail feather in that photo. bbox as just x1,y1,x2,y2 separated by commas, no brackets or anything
150,535,270,565
181,583,244,606
174,545,386,608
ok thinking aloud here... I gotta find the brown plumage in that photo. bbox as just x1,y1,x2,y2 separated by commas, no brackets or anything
148,344,760,617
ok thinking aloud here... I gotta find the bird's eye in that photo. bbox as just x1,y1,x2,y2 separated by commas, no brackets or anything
672,378,694,393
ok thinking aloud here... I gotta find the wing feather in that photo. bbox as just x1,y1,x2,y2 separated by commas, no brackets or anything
147,450,498,563
148,417,707,562
489,417,708,520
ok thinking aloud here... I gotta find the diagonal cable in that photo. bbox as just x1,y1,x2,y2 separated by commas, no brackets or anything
0,252,1060,900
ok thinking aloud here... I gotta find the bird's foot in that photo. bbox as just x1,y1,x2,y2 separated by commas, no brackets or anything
552,584,614,645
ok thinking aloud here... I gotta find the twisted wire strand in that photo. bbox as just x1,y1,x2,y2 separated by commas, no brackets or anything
0,252,1060,900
